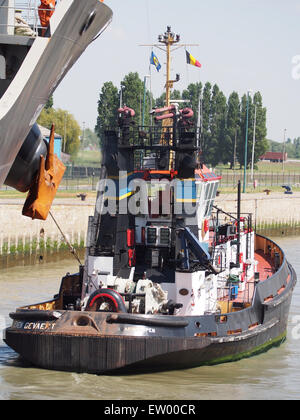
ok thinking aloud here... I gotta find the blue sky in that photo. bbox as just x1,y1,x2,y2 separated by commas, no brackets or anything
53,0,300,142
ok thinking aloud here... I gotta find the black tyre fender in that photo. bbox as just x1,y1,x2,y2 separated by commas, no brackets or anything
85,289,127,313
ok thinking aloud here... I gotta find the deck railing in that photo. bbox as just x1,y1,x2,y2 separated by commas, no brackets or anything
0,0,56,37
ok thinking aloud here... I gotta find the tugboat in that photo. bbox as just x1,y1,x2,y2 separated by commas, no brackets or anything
0,0,112,219
4,27,297,374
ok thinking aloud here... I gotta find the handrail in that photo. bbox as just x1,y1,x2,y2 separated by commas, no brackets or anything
0,3,57,36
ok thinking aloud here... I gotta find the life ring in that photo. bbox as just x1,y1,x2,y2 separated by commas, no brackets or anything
85,289,127,313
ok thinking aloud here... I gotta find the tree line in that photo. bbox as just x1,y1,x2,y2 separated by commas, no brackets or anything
37,96,82,156
95,72,268,168
37,73,269,167
270,137,300,159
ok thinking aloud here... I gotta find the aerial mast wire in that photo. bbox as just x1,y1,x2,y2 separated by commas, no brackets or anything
140,27,199,107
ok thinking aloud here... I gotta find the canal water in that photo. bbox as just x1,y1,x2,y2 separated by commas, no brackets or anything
0,236,299,400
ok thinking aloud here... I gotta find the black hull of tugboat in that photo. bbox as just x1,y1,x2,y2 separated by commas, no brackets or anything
3,314,291,375
4,258,297,375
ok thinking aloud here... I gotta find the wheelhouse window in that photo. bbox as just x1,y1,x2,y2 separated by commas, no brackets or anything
203,181,219,218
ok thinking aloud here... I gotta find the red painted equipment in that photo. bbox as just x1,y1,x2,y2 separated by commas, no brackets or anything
118,106,136,118
127,229,135,248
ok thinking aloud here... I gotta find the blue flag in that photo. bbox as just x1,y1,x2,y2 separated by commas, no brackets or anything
150,51,161,72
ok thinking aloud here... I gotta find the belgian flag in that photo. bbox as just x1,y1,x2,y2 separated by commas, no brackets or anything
186,50,202,68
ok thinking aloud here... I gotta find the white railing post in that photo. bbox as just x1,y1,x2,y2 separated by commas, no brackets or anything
0,0,15,35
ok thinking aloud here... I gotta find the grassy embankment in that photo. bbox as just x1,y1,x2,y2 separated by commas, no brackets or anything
72,149,102,167
1,155,300,199
216,160,300,193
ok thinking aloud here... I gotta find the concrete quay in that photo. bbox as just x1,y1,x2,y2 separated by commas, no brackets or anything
0,191,299,260
0,197,95,256
216,191,300,228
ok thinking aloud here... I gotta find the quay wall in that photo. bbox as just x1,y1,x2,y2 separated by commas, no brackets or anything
0,192,299,267
216,192,300,231
0,198,95,268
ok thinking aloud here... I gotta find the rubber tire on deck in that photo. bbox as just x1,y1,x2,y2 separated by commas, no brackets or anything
85,289,127,313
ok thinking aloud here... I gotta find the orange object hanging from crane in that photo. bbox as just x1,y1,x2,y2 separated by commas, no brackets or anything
38,0,56,28
22,124,66,221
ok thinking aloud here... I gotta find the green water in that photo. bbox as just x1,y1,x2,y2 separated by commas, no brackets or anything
0,237,299,400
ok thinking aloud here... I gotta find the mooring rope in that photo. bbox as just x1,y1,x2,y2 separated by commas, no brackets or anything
49,211,83,266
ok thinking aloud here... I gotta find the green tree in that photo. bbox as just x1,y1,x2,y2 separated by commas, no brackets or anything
82,128,100,149
223,92,241,168
237,93,253,168
269,137,300,159
45,95,53,110
170,89,181,102
236,91,268,168
121,72,150,126
155,92,166,108
294,138,300,158
155,89,183,108
201,82,212,162
205,84,226,167
94,75,270,168
200,83,227,167
182,82,202,123
250,92,268,166
95,81,119,140
38,108,81,156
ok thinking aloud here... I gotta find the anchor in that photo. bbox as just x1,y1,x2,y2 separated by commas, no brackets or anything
22,124,66,220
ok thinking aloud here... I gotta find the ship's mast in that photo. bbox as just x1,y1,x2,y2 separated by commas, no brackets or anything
140,28,199,169
141,26,198,107
159,27,180,106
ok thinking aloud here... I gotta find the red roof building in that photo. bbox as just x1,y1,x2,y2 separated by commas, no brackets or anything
260,152,288,162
